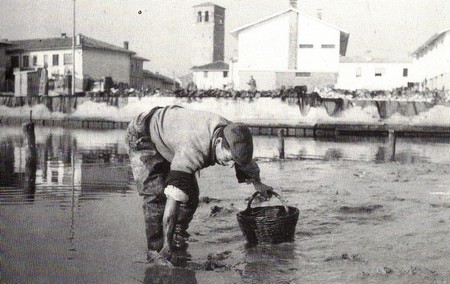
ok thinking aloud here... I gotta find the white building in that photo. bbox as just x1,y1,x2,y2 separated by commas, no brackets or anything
411,27,450,90
7,34,146,94
192,61,230,89
336,57,413,91
230,6,349,91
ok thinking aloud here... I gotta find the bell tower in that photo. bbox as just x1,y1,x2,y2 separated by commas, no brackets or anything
192,2,225,67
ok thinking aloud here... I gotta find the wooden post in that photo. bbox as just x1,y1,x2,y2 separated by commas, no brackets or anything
386,130,396,162
22,118,37,199
277,129,285,159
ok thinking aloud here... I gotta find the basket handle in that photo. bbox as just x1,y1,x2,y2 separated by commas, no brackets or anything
246,190,289,213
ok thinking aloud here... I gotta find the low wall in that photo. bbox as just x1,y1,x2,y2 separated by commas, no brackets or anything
0,94,448,126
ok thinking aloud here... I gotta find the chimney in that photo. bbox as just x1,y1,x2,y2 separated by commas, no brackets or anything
289,0,297,8
61,33,67,38
76,34,83,45
123,41,129,50
317,9,323,20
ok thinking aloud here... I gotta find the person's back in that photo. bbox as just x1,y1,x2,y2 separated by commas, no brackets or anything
149,106,231,173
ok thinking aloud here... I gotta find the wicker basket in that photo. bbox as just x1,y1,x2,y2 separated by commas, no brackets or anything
237,191,299,245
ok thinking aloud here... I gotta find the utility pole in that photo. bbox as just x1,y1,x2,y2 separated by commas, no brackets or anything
72,0,76,96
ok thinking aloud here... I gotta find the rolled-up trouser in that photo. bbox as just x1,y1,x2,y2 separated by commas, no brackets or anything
125,109,199,251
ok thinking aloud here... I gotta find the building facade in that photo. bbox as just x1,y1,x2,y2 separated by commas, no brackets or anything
6,34,147,94
192,61,230,89
336,57,413,91
230,6,349,91
411,28,450,90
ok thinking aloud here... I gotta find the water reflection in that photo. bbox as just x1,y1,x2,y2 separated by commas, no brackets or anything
144,266,197,284
0,126,449,205
242,243,297,283
0,127,132,205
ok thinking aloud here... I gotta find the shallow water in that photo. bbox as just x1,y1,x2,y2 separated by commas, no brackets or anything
0,126,449,283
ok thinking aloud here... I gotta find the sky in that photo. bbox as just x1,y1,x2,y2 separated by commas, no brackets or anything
1,0,450,77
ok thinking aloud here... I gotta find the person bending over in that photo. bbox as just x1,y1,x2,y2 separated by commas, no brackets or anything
125,105,273,263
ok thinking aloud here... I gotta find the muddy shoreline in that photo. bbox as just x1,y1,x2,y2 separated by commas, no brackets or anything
160,159,450,283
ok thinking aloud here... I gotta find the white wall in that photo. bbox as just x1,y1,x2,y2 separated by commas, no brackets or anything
336,62,413,90
82,49,130,84
10,49,82,80
413,31,450,89
237,14,290,71
233,11,344,90
193,70,229,89
297,15,341,72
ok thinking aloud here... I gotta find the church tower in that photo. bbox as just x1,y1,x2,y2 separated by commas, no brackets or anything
192,2,225,67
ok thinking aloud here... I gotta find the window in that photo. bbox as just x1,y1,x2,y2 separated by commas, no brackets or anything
51,171,58,183
23,55,29,67
205,11,209,22
321,44,335,49
11,56,19,68
299,44,313,48
44,55,48,65
295,72,311,77
52,54,59,66
223,71,228,78
356,67,361,78
203,71,208,78
64,53,72,65
197,11,202,22
33,55,38,66
375,68,385,77
403,68,408,77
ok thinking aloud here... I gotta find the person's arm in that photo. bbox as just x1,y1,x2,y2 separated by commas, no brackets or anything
235,160,260,183
159,196,180,261
159,168,195,261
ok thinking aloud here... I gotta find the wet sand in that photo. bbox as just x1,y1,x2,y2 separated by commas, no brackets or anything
159,159,450,283
1,156,449,283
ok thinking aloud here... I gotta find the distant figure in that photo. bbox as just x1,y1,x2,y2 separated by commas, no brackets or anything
39,63,49,96
186,80,197,98
66,71,72,96
186,80,197,92
248,76,256,92
247,76,257,99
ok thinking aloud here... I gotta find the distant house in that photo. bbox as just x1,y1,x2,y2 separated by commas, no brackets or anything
411,27,450,90
142,70,179,91
192,61,229,89
178,72,194,89
6,34,147,94
336,56,413,91
230,6,349,90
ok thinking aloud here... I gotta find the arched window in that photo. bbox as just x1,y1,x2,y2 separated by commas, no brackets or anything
197,11,202,22
205,11,209,22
